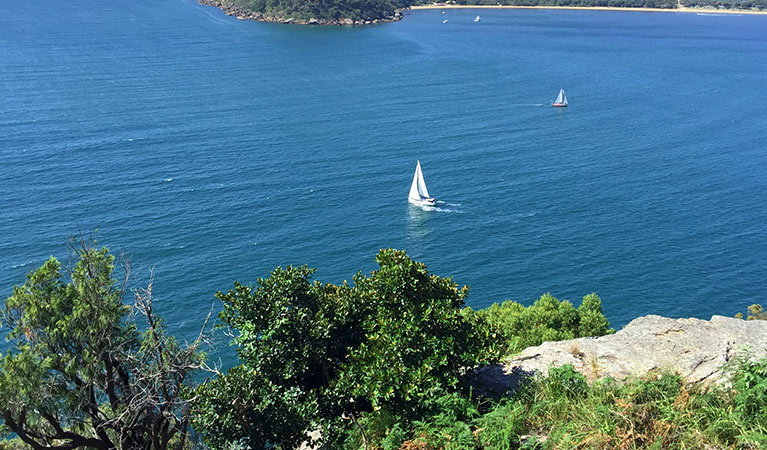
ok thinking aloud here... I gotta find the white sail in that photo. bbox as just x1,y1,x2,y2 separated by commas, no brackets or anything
416,161,430,198
474,15,481,22
555,88,567,105
409,164,421,201
409,160,434,204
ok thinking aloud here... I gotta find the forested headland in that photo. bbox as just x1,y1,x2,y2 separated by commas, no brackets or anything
1,239,766,449
200,0,767,26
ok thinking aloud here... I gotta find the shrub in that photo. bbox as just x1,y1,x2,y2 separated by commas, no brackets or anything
193,249,492,449
736,304,767,321
471,293,613,357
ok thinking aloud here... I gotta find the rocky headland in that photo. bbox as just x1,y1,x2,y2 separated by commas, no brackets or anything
199,0,403,25
478,315,767,394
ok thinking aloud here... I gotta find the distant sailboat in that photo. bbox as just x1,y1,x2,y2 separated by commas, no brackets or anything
552,88,568,107
474,15,481,22
442,10,448,23
408,160,436,206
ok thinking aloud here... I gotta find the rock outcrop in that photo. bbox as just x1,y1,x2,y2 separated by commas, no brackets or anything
478,315,767,394
199,0,403,26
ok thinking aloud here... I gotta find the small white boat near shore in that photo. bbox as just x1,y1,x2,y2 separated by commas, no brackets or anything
474,15,481,22
408,160,436,206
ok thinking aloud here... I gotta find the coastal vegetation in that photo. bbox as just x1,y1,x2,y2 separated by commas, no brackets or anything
201,0,767,26
737,303,767,320
446,0,677,9
2,240,766,449
0,240,209,450
362,360,767,449
200,0,409,24
467,292,614,357
192,249,493,449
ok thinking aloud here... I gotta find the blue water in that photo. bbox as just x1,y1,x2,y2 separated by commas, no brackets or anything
2,0,766,355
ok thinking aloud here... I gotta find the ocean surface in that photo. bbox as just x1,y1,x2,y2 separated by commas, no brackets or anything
1,0,766,360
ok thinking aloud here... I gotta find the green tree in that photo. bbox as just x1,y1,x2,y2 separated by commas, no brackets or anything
192,248,491,449
0,240,208,450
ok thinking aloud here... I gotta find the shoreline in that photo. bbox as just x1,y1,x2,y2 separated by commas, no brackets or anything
409,4,767,15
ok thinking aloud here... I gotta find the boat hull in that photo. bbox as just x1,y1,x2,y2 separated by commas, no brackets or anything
409,197,436,206
552,103,567,107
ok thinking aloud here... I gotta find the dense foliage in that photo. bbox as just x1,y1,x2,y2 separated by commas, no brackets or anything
445,0,678,8
210,0,767,25
192,249,492,449
0,241,207,450
681,0,767,9
469,292,613,357
372,359,767,449
216,0,412,22
422,0,767,10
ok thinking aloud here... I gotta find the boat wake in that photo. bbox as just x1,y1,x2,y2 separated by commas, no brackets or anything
411,201,461,213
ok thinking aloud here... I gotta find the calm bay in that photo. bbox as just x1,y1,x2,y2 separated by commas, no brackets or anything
1,0,766,362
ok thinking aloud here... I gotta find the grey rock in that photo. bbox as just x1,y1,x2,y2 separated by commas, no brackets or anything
308,17,318,24
342,18,353,25
481,315,767,392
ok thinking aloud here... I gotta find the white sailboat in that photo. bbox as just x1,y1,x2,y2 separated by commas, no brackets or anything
408,160,436,206
474,15,481,22
552,88,568,107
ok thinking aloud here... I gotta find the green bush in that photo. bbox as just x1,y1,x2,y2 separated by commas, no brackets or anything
470,292,613,358
193,249,493,449
732,357,767,425
736,304,767,320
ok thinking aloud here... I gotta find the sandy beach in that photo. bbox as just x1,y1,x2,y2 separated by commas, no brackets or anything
410,4,767,15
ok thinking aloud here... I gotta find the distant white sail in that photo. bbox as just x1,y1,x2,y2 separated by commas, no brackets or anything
474,15,481,22
554,88,568,106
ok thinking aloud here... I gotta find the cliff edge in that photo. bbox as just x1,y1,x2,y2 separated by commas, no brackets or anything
479,315,767,393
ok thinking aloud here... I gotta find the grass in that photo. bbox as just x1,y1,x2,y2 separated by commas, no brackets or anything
347,357,767,450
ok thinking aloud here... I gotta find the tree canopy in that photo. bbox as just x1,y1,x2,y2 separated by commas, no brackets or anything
0,241,208,450
192,248,493,449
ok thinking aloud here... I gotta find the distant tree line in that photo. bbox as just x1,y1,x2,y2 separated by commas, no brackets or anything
446,0,678,8
681,0,767,9
214,0,765,25
435,0,767,9
219,0,415,22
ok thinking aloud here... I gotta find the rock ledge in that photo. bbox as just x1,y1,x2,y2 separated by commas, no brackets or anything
479,315,767,393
